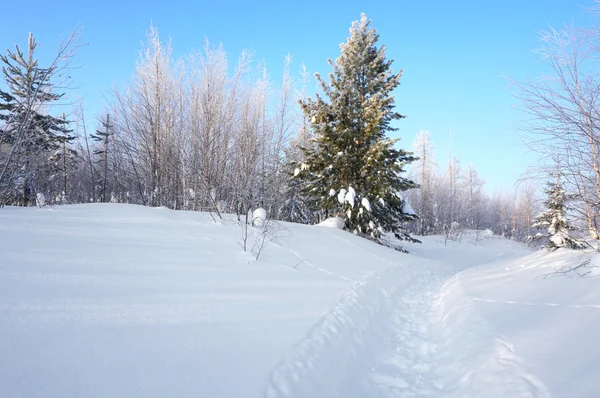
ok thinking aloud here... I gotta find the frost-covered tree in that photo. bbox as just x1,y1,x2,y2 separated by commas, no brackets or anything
293,14,417,242
528,176,583,250
0,33,78,206
409,130,437,235
511,8,600,244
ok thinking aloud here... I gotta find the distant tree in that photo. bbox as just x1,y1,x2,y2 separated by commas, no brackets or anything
279,63,316,224
293,14,417,244
514,182,540,242
463,164,487,243
410,130,437,235
436,155,463,236
90,113,114,202
48,114,78,203
528,176,583,250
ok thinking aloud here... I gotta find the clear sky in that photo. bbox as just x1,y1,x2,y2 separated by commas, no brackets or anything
1,0,596,193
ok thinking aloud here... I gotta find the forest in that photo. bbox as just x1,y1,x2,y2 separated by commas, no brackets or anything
1,9,599,250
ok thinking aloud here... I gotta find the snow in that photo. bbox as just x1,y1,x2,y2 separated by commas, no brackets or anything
0,204,388,398
35,192,45,207
337,188,346,204
361,197,371,211
481,228,494,238
1,204,599,398
329,188,336,197
444,247,600,398
317,216,345,229
402,200,415,215
344,186,356,207
252,207,267,227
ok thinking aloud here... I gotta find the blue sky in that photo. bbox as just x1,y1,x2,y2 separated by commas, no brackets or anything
1,0,595,193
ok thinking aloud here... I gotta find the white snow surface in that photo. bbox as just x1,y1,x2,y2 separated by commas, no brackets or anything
402,199,415,215
1,204,599,397
337,188,346,205
317,216,345,229
361,197,371,211
344,186,356,208
252,207,267,227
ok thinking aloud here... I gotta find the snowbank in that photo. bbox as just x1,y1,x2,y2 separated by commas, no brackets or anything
0,204,390,398
441,248,600,397
252,207,267,227
317,216,345,229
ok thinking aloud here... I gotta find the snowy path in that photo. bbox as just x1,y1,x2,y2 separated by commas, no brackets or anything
264,238,549,398
357,270,447,398
263,263,445,398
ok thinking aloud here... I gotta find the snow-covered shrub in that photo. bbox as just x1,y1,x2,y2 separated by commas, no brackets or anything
482,229,494,238
54,192,66,205
318,217,345,229
36,193,46,208
252,208,267,227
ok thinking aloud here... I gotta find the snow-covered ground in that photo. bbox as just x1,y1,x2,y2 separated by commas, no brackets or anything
0,204,598,397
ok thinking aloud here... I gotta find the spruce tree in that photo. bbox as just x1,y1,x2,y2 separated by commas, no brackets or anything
293,14,418,243
528,176,583,250
48,114,78,203
0,33,74,205
90,114,114,202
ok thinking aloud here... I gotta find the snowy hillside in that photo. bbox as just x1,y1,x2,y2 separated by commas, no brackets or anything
0,204,598,397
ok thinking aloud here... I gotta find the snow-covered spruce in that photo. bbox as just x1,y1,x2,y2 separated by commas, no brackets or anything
527,176,583,251
291,14,418,244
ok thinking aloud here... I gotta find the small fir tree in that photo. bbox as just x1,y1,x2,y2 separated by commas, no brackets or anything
528,176,583,250
292,14,418,243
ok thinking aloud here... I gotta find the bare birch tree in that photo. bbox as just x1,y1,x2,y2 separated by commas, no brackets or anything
512,19,600,243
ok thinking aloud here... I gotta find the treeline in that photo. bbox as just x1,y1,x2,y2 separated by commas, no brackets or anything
3,15,599,248
1,27,309,219
0,24,538,244
75,27,308,218
406,130,539,242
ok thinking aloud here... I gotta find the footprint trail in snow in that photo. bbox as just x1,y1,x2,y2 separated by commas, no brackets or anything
364,278,446,398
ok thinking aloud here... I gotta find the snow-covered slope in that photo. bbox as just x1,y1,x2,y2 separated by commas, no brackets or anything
0,204,384,398
0,204,598,397
448,248,600,398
